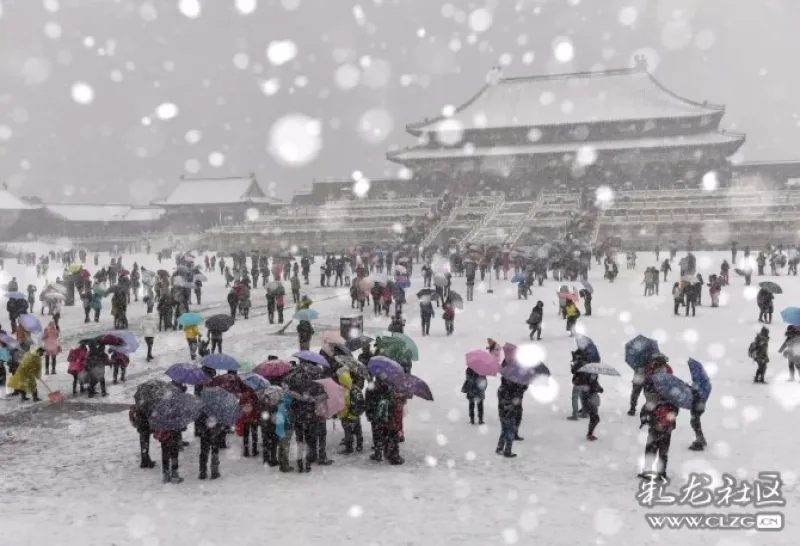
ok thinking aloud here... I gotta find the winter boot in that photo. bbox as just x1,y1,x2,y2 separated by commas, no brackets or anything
389,456,405,465
199,469,208,480
567,413,579,421
243,447,251,458
162,469,171,483
627,409,636,416
586,434,598,441
210,465,220,480
140,455,156,469
503,449,518,458
170,469,183,484
688,441,705,451
495,440,505,455
370,449,383,462
296,459,306,473
279,462,294,472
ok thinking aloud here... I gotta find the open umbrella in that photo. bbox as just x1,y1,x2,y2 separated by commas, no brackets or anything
19,314,42,334
294,309,319,321
625,335,659,370
292,351,328,367
382,373,434,401
5,291,26,300
346,335,373,352
395,265,407,275
267,281,286,296
258,385,285,408
209,373,250,394
576,363,621,376
200,353,240,371
391,333,419,361
313,378,346,417
448,292,464,309
334,355,368,378
687,358,711,401
194,273,208,283
759,281,783,294
500,362,550,385
433,273,448,287
378,337,413,364
149,392,203,430
165,363,209,386
43,292,66,302
558,290,578,302
105,330,139,353
581,280,594,294
0,333,20,349
416,288,435,298
177,312,204,327
575,334,601,363
134,380,179,415
466,349,501,376
652,372,693,409
253,359,292,378
781,307,800,326
200,387,242,427
205,314,235,333
511,272,525,283
367,355,404,377
242,373,271,390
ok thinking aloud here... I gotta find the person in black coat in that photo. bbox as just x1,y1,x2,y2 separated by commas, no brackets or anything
581,373,603,441
419,299,434,336
579,289,592,316
496,376,520,458
527,301,543,341
292,397,318,473
85,341,108,398
365,378,393,462
638,402,679,481
195,410,225,480
132,406,157,469
461,368,486,425
688,387,706,451
568,350,590,420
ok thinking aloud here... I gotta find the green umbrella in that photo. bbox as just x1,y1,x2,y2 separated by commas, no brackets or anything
391,333,419,361
237,359,257,373
380,337,413,364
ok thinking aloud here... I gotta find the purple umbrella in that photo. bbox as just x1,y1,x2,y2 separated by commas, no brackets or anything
367,356,404,377
165,363,209,386
382,373,433,401
292,351,329,367
500,361,550,386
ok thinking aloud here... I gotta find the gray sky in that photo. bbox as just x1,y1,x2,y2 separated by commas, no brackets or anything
1,0,799,204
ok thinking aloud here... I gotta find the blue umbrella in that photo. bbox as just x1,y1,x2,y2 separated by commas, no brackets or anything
511,272,525,283
292,350,329,367
780,307,800,325
367,355,404,377
500,361,550,385
687,359,712,401
165,363,209,386
625,335,659,370
0,346,10,362
19,314,42,334
177,312,204,326
294,309,319,321
105,330,139,354
200,387,242,427
200,353,240,371
575,334,601,363
5,291,26,300
149,392,203,430
651,372,694,409
242,373,270,390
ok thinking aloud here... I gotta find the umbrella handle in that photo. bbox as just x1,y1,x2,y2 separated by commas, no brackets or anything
37,378,54,393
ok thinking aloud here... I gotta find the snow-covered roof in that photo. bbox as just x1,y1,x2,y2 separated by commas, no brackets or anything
44,204,133,222
0,190,39,210
156,176,283,206
121,207,166,222
407,66,723,134
389,131,745,162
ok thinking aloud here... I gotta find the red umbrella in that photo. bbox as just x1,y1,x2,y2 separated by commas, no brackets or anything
120,269,130,276
209,374,251,395
97,334,124,346
253,360,292,378
79,269,91,278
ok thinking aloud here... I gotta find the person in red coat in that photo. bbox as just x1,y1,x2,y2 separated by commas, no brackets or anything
236,384,260,458
628,354,672,416
385,394,406,465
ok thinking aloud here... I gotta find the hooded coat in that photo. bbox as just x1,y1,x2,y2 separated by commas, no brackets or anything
41,322,61,356
7,350,42,394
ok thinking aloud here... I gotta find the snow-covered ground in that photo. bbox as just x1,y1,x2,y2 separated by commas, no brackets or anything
1,248,798,546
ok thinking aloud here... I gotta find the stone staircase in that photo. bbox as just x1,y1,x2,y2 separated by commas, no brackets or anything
458,193,507,246
506,192,546,247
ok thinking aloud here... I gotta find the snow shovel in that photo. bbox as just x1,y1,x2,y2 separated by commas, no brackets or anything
38,378,65,403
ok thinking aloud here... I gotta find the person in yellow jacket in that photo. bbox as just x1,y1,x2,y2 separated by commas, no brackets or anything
8,348,44,401
337,368,365,453
184,323,201,360
564,299,581,337
296,295,313,311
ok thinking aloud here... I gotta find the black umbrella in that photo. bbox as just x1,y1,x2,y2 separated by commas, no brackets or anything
759,281,783,294
448,291,464,309
416,288,435,298
346,335,374,352
205,314,235,333
134,380,179,415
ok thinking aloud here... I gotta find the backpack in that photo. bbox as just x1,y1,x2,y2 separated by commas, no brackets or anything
350,387,366,416
128,405,139,429
748,341,758,359
653,404,678,430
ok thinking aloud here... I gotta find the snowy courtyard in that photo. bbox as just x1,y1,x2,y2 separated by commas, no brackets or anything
1,247,798,546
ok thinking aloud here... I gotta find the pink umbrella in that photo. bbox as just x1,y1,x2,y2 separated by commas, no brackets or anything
558,291,579,302
358,277,372,293
253,360,292,378
466,349,501,376
313,378,346,418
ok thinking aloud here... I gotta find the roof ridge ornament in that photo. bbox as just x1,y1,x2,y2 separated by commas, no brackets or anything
634,55,648,72
486,65,503,85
